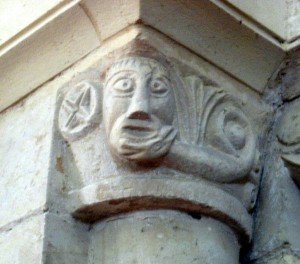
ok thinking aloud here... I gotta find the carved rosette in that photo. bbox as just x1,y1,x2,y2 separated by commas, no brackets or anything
277,100,300,188
58,81,101,141
56,51,258,245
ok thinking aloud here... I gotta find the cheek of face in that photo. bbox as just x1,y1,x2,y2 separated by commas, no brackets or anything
150,90,175,126
103,91,130,136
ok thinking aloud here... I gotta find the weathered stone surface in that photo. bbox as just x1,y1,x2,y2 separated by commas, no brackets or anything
0,82,55,227
0,4,99,112
278,98,300,187
281,50,300,101
3,1,300,264
89,210,240,264
140,0,284,92
254,253,300,264
251,155,300,260
251,97,300,262
68,177,253,241
223,0,287,40
81,0,139,41
0,0,68,46
58,81,102,141
43,213,89,264
53,29,272,252
0,215,45,264
0,0,287,114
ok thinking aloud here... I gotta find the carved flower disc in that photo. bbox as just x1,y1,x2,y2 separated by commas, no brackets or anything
58,81,101,141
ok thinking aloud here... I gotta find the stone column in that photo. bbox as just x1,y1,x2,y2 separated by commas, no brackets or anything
89,210,239,264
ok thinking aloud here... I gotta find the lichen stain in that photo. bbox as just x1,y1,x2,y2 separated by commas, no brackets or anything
35,133,46,144
55,157,64,173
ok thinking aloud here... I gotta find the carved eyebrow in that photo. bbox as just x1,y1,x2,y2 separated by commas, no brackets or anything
105,70,136,85
151,73,171,82
151,67,170,80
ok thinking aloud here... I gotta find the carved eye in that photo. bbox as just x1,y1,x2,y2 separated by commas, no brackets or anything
112,78,134,95
150,78,170,97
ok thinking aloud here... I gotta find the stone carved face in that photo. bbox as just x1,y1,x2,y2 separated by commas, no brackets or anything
103,57,177,161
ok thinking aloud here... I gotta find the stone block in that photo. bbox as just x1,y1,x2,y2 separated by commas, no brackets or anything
223,0,287,39
0,79,56,227
140,0,284,92
282,50,300,101
43,213,88,264
81,0,139,40
0,0,67,46
254,253,300,264
0,4,99,112
252,97,300,261
0,214,45,264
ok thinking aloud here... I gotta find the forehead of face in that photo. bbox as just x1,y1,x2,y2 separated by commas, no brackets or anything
105,57,169,83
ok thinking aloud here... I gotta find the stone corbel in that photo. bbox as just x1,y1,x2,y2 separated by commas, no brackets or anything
55,38,264,263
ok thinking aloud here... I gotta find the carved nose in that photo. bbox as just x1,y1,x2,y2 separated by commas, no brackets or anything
128,110,151,120
127,100,151,120
126,79,151,120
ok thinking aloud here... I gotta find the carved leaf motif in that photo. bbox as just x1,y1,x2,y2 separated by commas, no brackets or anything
184,76,226,145
58,81,102,141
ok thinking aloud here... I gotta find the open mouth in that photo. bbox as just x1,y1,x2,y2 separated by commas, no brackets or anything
121,120,158,138
123,125,152,132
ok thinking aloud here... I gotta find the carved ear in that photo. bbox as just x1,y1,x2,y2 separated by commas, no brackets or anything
58,81,102,141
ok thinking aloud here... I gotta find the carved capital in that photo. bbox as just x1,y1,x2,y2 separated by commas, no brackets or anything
56,42,261,245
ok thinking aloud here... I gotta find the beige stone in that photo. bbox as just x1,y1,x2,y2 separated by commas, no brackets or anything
0,0,287,114
220,0,300,46
0,0,70,47
139,0,285,92
0,82,55,227
0,4,99,112
89,210,240,264
52,28,272,259
81,0,139,40
223,0,287,40
2,2,300,263
0,215,45,264
286,0,300,42
43,213,88,264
